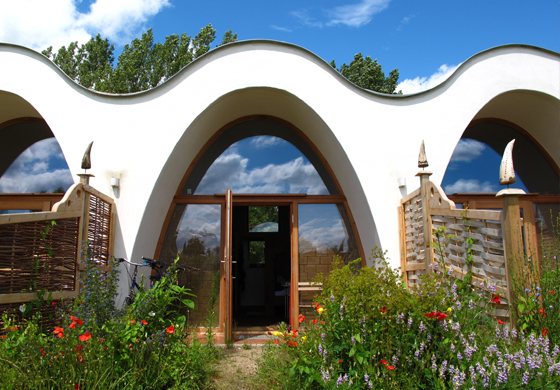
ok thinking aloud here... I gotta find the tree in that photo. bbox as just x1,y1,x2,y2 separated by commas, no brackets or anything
331,53,401,94
43,35,115,92
42,25,237,93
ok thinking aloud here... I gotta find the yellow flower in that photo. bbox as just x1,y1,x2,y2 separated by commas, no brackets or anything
318,307,325,314
272,331,282,337
447,307,453,313
301,336,307,343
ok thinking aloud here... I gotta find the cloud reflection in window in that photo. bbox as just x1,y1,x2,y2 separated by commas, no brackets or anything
194,136,329,195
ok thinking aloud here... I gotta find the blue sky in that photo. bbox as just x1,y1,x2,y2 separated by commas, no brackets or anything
0,0,557,193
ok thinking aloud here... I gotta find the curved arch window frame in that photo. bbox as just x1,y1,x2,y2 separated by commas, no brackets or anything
155,115,365,334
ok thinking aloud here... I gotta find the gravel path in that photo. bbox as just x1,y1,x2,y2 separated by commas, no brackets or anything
206,346,266,390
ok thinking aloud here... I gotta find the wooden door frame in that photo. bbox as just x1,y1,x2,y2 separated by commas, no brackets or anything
155,193,365,335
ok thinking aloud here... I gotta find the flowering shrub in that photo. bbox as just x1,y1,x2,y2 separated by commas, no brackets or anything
265,250,560,389
0,249,211,389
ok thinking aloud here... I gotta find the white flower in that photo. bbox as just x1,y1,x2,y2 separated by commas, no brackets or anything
148,311,155,317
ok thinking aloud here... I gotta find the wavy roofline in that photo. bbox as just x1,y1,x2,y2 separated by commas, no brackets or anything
1,40,559,100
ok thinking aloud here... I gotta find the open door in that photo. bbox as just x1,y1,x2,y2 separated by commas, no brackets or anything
220,189,233,341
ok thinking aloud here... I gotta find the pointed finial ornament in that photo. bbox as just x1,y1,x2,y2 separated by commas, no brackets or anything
81,141,93,171
499,139,516,186
418,140,429,169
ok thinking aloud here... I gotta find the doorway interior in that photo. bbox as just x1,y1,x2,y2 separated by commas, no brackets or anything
231,205,291,328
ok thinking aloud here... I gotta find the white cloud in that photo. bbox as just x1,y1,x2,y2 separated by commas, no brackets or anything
250,136,283,149
398,63,461,94
0,0,171,51
0,169,74,193
196,152,329,195
444,179,496,194
450,139,486,163
326,0,392,27
291,10,324,28
270,25,292,33
0,138,73,193
397,14,415,31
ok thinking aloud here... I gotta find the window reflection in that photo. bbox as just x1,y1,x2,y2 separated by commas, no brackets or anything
298,204,360,284
193,136,329,195
159,204,221,326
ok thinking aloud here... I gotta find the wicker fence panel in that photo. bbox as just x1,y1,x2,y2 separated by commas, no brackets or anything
0,218,79,294
86,192,112,265
401,189,426,286
400,180,511,319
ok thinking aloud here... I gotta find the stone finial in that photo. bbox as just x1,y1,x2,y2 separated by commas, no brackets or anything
499,139,516,186
418,140,429,168
81,141,93,171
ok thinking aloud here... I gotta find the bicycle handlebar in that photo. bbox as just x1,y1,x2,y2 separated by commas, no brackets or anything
117,257,186,272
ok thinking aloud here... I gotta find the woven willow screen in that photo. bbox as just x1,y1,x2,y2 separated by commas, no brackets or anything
0,218,80,294
87,192,112,265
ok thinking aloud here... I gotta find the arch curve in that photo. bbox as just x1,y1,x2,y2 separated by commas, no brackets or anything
131,87,379,266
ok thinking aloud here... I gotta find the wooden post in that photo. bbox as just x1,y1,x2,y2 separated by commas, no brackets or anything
497,188,525,328
416,171,433,273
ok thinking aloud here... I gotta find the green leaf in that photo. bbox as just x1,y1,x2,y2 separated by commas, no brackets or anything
349,347,356,357
518,303,525,313
357,354,364,364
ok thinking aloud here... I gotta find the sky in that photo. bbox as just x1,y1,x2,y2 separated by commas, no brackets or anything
0,0,558,194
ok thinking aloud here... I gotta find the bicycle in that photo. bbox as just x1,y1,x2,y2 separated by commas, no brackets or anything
117,256,185,305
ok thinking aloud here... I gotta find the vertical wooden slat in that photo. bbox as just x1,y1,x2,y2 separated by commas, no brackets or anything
291,201,299,330
417,171,434,273
499,192,525,328
398,205,408,285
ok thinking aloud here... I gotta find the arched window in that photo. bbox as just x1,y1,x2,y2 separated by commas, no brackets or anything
442,120,559,263
156,117,363,332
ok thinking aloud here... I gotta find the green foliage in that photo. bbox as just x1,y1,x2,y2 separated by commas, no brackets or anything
262,249,560,389
42,25,238,93
205,270,221,347
333,53,400,94
512,213,560,345
0,247,212,389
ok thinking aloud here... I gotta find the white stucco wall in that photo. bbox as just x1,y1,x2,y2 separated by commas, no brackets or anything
0,41,559,276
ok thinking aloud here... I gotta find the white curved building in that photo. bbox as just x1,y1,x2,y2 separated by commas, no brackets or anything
1,41,558,330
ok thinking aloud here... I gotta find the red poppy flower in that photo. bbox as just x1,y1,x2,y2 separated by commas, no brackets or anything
53,327,64,338
292,329,298,336
298,314,306,323
69,322,76,329
436,312,447,321
75,384,80,390
542,329,549,336
273,340,280,344
166,325,175,334
100,338,105,343
51,301,56,306
387,365,395,370
339,359,342,363
79,331,91,342
311,319,318,324
380,306,388,313
552,291,555,295
287,341,298,347
539,308,547,318
380,359,387,365
75,344,83,352
71,316,83,326
321,321,325,325
141,320,148,325
491,295,501,304
498,319,505,325
130,320,136,324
